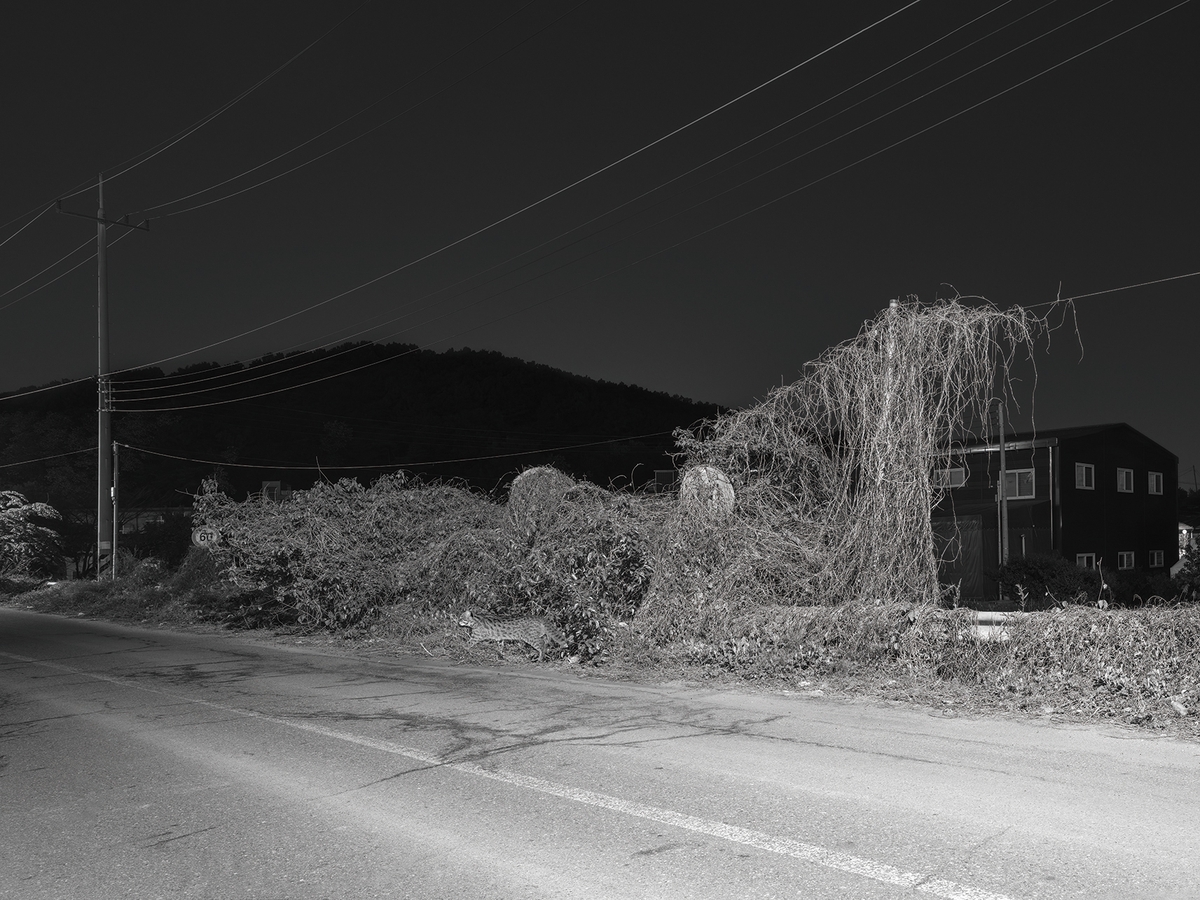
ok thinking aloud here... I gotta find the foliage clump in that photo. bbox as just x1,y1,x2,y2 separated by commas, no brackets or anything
898,602,1200,731
194,473,499,629
189,467,665,659
995,554,1102,610
0,490,64,578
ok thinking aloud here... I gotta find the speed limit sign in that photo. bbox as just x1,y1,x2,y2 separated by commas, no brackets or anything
191,526,220,549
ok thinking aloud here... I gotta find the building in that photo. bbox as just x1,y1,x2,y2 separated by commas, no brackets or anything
932,423,1178,602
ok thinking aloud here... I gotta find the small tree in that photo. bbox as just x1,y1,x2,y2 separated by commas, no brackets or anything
1173,542,1200,603
0,491,64,577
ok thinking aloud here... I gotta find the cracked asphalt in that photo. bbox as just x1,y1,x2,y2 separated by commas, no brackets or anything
1,608,1198,899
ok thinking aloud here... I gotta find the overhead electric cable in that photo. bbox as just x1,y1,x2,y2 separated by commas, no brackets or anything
0,228,138,315
135,0,546,217
117,431,673,471
0,204,54,251
113,0,1094,403
0,0,369,236
0,235,94,305
0,447,96,468
1045,270,1200,306
61,2,373,197
118,0,1025,389
113,0,1196,412
105,1,925,375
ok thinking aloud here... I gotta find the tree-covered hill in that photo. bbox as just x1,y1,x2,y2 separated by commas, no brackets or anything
0,343,720,516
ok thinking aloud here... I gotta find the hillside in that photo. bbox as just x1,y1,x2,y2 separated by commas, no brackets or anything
0,342,720,514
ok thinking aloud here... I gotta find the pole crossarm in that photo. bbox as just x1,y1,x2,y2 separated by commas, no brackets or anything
55,200,150,231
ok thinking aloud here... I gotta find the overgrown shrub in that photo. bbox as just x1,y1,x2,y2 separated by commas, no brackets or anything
193,473,499,629
901,603,1200,728
120,514,194,568
995,554,1102,609
1104,567,1176,606
0,491,64,578
1172,544,1200,602
493,470,666,660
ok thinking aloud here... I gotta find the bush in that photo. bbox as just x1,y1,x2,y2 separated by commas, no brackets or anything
995,554,1102,609
0,491,64,578
120,514,194,568
194,473,499,629
498,474,665,661
1173,544,1200,602
1105,568,1176,606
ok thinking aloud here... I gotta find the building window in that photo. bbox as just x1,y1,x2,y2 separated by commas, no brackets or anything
935,467,966,488
1149,550,1164,568
1075,463,1094,490
1117,551,1135,570
1149,471,1163,495
1076,553,1097,569
1003,468,1035,499
1117,468,1134,493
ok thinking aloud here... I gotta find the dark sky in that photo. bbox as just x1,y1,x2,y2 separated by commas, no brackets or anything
3,1,1198,484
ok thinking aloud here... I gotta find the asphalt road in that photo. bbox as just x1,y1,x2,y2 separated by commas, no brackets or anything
1,608,1198,900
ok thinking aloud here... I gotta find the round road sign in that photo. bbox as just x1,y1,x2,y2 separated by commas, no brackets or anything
191,526,220,549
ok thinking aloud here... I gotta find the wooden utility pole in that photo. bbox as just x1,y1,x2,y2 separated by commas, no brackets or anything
97,175,112,579
56,178,148,580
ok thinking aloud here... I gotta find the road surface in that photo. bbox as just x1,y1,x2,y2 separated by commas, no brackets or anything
1,608,1197,899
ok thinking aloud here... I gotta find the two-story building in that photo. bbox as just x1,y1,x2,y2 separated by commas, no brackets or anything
932,423,1178,602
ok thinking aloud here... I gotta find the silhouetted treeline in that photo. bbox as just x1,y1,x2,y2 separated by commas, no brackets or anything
0,343,719,522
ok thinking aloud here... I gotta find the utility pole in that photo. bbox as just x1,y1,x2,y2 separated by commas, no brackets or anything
111,439,120,580
97,175,112,579
57,177,148,580
996,400,1009,566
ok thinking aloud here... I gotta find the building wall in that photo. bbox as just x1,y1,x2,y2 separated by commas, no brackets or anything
1057,427,1178,572
933,424,1178,601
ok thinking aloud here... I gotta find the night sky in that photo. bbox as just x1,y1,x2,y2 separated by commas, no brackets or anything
3,2,1197,483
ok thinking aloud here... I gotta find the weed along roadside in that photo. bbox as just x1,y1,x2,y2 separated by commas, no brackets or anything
4,299,1198,739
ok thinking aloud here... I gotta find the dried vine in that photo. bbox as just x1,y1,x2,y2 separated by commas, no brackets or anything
641,296,1048,639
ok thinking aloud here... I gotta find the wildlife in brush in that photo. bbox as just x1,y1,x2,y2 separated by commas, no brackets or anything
458,609,565,662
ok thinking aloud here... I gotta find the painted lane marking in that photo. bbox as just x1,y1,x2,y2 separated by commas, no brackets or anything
2,651,1023,900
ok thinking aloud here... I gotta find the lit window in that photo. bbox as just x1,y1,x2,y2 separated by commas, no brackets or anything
1117,468,1134,493
1117,551,1135,570
1149,472,1163,495
1075,463,1094,490
1149,550,1164,568
1076,553,1097,569
934,467,966,488
1003,468,1035,499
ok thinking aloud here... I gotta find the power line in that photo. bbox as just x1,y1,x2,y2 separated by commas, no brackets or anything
103,1,925,376
117,431,674,471
0,447,96,469
0,1,369,242
0,204,53,252
0,227,139,316
133,0,554,218
19,1,1188,413
1042,270,1200,306
68,2,374,198
113,0,1027,396
0,236,94,307
112,0,1129,407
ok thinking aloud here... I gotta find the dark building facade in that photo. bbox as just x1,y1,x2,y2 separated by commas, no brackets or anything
933,423,1178,602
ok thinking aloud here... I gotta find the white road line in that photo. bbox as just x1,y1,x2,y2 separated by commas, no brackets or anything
2,650,1024,900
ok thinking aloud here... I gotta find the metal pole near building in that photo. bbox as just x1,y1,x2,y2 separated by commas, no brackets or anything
111,440,119,580
97,175,113,580
997,401,1009,566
